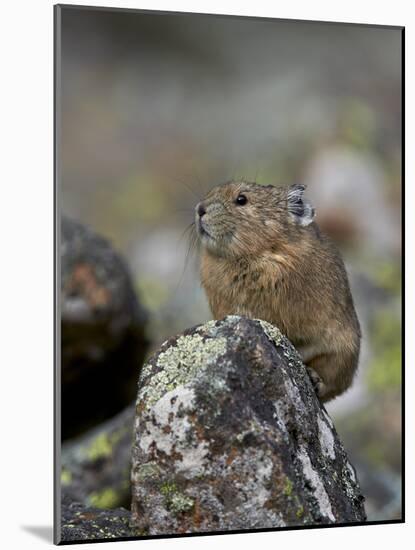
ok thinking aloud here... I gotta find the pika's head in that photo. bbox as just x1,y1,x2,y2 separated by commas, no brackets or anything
195,181,315,258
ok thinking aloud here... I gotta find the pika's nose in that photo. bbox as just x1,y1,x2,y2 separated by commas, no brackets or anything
196,202,206,218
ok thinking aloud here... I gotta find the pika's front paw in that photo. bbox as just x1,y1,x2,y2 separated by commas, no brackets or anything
306,367,327,400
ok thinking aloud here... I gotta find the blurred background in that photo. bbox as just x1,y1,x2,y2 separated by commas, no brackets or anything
60,7,402,522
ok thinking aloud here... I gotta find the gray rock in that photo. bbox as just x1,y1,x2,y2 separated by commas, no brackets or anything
61,405,135,510
61,217,149,439
131,315,366,535
60,497,132,542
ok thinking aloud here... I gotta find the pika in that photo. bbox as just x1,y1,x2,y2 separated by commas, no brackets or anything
194,180,361,402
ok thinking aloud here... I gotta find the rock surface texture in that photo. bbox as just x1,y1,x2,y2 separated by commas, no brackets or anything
131,315,366,535
60,497,132,542
61,405,135,510
61,217,149,439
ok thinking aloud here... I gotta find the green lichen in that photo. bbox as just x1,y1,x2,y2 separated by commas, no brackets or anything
296,505,304,519
83,427,128,462
169,493,194,514
88,488,120,509
61,468,72,486
256,319,283,347
160,481,194,514
256,319,303,366
136,462,161,481
283,478,293,496
138,333,227,406
86,433,113,461
160,481,177,498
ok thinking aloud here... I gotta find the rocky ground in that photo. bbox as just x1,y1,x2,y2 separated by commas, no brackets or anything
59,280,367,541
58,219,398,543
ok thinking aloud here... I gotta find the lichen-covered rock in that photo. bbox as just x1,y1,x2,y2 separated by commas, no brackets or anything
61,405,135,510
60,497,132,542
131,315,366,535
61,217,149,439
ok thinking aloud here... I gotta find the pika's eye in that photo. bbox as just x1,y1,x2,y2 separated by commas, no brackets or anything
236,194,247,206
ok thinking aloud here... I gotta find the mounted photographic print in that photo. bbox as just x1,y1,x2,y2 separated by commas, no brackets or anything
54,4,404,544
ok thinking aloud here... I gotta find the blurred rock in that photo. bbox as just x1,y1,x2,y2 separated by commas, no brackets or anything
352,459,401,521
60,497,132,542
61,404,135,510
131,316,366,535
306,146,400,254
335,392,402,521
61,217,149,439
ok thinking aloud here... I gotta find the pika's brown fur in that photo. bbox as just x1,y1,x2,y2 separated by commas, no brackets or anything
195,180,361,402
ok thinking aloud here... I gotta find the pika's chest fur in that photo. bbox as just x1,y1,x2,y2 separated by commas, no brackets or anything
200,249,311,339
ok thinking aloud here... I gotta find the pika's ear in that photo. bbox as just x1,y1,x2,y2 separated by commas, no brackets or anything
287,184,315,227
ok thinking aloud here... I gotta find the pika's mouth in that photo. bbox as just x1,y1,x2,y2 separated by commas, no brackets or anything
197,218,213,240
196,217,232,257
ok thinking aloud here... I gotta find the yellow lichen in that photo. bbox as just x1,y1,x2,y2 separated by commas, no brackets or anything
88,488,120,509
86,433,113,461
61,468,72,486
